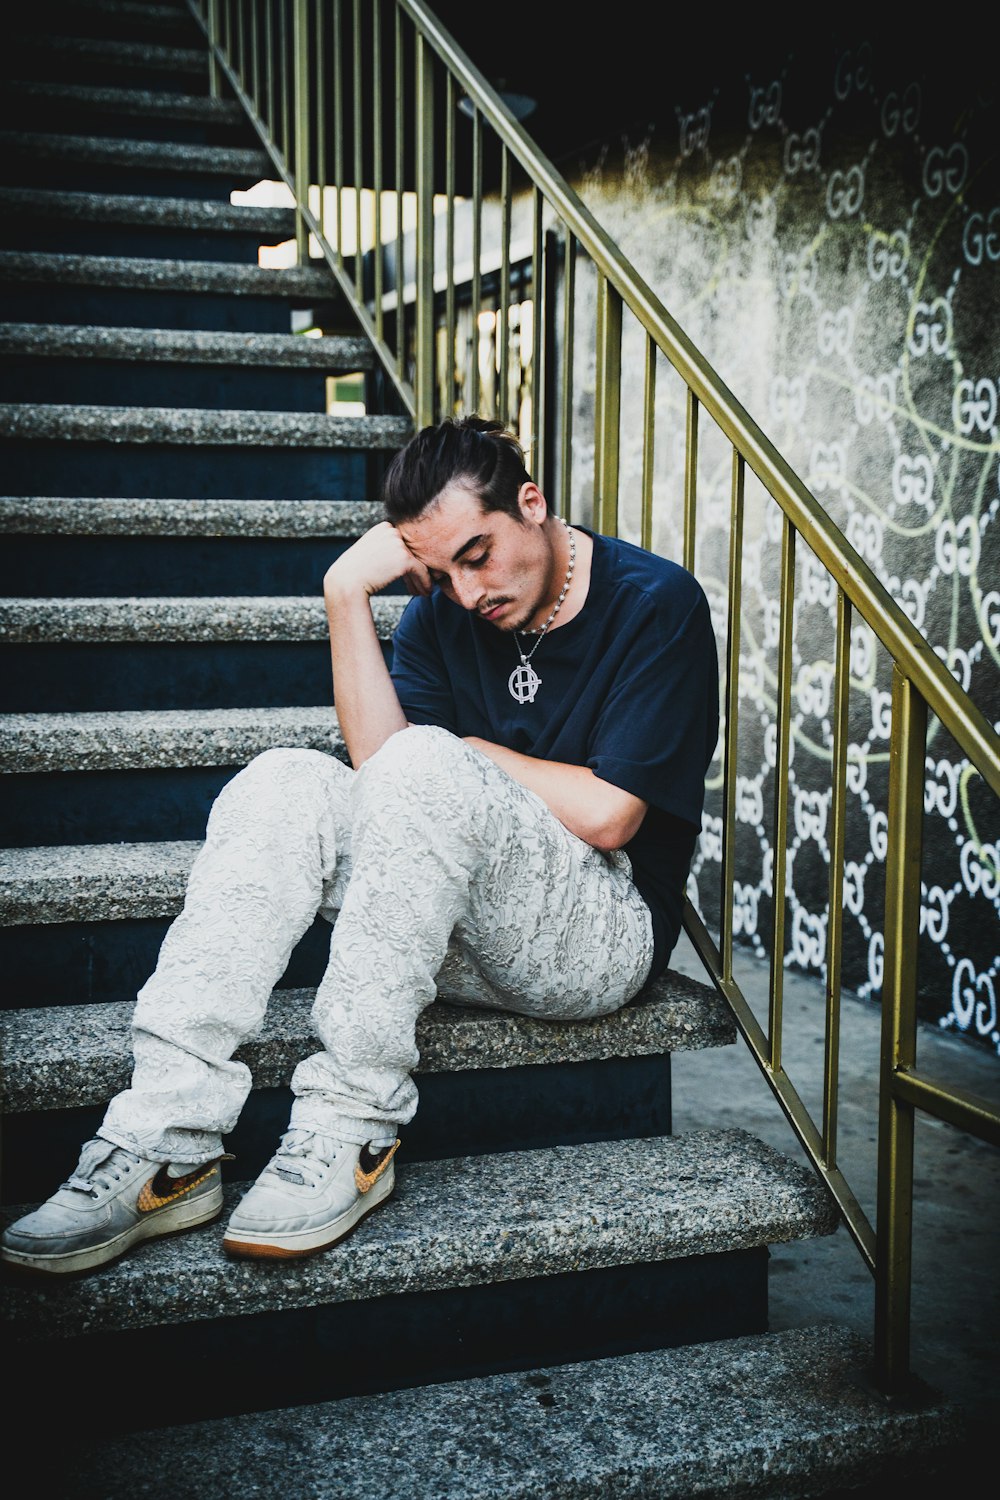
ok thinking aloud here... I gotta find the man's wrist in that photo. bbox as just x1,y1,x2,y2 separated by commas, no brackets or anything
323,566,376,608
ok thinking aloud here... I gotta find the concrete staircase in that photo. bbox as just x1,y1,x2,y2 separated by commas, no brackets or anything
0,3,967,1495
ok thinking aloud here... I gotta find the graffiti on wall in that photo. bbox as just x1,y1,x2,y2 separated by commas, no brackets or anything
565,38,999,1053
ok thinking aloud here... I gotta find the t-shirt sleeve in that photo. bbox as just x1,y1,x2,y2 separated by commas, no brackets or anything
587,584,720,828
388,596,459,734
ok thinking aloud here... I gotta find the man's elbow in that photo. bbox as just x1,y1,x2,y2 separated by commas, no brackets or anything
588,800,648,853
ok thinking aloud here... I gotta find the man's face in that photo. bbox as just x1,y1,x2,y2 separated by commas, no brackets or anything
396,482,556,632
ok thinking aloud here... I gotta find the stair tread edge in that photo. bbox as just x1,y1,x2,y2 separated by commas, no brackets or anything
0,969,734,1110
1,1128,839,1338
63,1323,967,1498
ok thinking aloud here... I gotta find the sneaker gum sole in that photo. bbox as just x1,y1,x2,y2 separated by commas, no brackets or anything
222,1173,394,1261
1,1185,224,1277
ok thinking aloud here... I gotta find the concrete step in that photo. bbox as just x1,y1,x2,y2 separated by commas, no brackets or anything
0,129,269,180
0,187,294,237
1,1134,842,1452
0,499,380,603
0,613,378,714
15,3,206,45
0,618,379,717
0,595,403,650
1,965,733,1112
12,14,206,56
0,703,349,772
0,327,371,416
0,192,285,259
0,837,203,924
0,311,373,415
0,250,339,301
0,702,344,847
10,35,207,81
0,528,375,605
1,1130,837,1343
0,714,350,846
0,498,383,609
0,250,353,332
0,827,454,922
0,323,375,373
0,405,411,447
0,83,248,153
0,703,341,845
0,496,383,537
57,1323,967,1500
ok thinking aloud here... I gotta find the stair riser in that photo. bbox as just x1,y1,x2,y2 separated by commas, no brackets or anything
0,442,374,498
0,224,276,262
0,640,381,712
0,534,360,598
0,910,338,1009
2,1053,677,1202
1,765,238,846
0,360,334,412
0,287,332,332
8,1249,767,1442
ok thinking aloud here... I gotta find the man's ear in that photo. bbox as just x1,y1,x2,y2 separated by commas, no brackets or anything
518,481,548,523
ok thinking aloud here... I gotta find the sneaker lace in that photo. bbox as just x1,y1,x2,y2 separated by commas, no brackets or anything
64,1140,144,1197
267,1128,342,1188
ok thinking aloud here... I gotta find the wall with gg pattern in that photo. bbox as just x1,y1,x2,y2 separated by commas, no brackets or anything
559,34,998,1057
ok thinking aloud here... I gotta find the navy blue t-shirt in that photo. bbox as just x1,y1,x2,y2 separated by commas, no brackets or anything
389,528,720,980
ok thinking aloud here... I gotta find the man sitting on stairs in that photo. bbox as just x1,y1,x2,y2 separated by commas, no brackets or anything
2,414,720,1275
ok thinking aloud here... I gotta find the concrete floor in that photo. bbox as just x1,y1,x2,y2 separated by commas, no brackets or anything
668,931,1000,1438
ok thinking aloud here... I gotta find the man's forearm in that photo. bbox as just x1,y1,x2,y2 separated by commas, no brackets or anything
323,521,432,768
326,584,408,767
464,738,647,852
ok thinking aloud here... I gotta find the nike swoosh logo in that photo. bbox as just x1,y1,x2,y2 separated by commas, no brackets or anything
354,1139,399,1194
137,1163,217,1213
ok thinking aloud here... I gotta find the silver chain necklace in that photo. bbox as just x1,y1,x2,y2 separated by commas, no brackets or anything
507,518,576,704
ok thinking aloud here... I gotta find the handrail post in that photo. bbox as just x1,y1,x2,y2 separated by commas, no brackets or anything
822,588,852,1162
593,275,622,537
498,148,512,425
769,514,796,1070
720,448,744,981
683,389,699,573
293,0,310,266
530,187,544,482
874,665,927,1396
640,334,656,552
414,30,435,427
468,108,483,414
207,0,221,99
352,0,364,304
557,232,575,521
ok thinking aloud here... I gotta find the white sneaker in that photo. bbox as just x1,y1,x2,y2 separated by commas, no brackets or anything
1,1138,224,1276
222,1129,399,1260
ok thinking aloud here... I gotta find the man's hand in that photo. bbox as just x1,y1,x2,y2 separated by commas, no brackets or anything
324,521,431,603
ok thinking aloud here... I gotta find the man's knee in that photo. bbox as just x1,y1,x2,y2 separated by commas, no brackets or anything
354,726,483,815
361,724,473,777
210,747,346,825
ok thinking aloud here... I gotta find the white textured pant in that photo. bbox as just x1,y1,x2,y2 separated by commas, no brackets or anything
100,726,654,1165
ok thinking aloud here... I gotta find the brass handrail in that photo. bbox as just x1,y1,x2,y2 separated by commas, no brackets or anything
186,0,1000,1399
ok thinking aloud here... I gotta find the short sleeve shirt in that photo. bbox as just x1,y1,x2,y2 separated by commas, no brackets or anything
389,528,720,979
